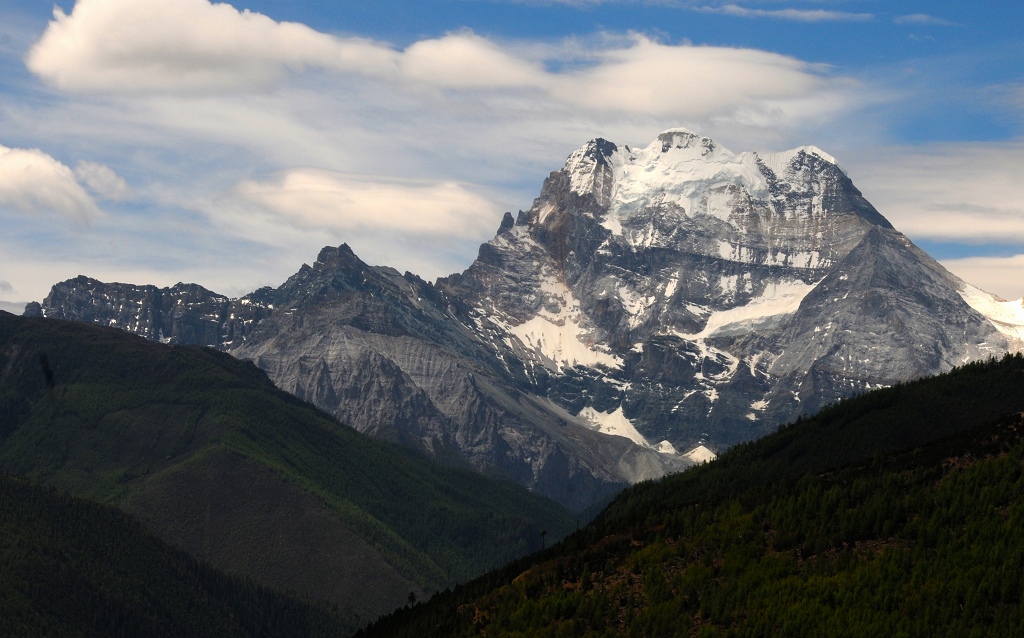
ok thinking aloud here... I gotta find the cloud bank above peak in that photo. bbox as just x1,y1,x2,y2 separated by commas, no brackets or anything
26,0,398,94
25,0,857,127
235,170,502,238
3,0,1022,303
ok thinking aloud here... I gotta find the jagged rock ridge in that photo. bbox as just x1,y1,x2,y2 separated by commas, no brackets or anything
32,275,273,347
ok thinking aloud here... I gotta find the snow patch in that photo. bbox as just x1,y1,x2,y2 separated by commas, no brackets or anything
577,406,648,447
683,445,716,464
601,208,623,235
576,406,686,459
655,440,679,455
663,275,679,300
508,277,622,370
959,284,1024,343
617,284,656,329
537,201,556,224
681,278,820,340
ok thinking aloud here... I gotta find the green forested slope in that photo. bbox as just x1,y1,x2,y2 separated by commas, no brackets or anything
0,311,574,624
360,354,1024,637
0,473,354,637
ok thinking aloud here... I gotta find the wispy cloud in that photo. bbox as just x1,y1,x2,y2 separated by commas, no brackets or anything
75,161,132,201
846,140,1024,244
26,0,856,121
235,170,501,237
695,4,873,22
894,14,956,27
26,0,399,94
16,2,870,190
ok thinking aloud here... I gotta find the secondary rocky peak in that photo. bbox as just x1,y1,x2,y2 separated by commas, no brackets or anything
313,243,360,270
497,211,515,234
565,138,618,169
274,243,386,308
561,138,619,206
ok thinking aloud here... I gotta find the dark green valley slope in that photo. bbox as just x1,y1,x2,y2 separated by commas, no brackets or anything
0,311,575,625
0,473,354,637
360,354,1024,637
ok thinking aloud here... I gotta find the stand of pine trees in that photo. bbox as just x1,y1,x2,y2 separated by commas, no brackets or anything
360,354,1024,637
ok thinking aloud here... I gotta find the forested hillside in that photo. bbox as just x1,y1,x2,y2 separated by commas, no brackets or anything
0,473,355,637
360,354,1024,637
0,311,574,624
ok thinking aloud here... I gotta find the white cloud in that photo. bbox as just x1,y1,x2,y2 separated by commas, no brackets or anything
941,255,1024,302
552,35,854,121
25,0,857,129
0,145,102,221
843,141,1024,244
697,4,873,22
400,32,547,89
26,0,545,95
26,0,399,93
894,14,955,27
4,0,890,300
17,1,869,188
236,169,502,237
75,161,132,200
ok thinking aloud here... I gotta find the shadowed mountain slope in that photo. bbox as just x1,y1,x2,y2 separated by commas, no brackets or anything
358,354,1024,637
0,473,356,637
0,310,574,625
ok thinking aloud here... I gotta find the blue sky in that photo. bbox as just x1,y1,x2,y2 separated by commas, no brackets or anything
1,0,1023,310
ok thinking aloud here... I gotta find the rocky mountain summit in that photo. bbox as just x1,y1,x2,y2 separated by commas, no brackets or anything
440,129,1024,450
31,129,1024,510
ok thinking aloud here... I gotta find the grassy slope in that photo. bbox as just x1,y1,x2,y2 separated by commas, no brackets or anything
0,473,355,637
0,312,575,623
360,354,1024,637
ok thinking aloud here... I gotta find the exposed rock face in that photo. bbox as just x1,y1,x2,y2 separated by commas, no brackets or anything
228,245,688,510
32,129,1024,510
37,275,272,347
438,129,1022,453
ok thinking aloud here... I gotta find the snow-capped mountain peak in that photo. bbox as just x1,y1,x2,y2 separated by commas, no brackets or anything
32,128,1024,511
558,130,860,244
446,128,1022,458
